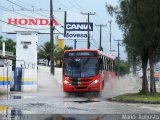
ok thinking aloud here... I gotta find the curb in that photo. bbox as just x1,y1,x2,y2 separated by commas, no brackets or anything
107,98,160,104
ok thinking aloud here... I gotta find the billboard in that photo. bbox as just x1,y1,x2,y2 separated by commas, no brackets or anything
2,11,64,33
2,11,93,39
61,22,93,39
66,22,93,31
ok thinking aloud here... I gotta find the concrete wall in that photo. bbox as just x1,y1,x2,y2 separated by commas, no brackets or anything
0,60,12,93
21,68,37,92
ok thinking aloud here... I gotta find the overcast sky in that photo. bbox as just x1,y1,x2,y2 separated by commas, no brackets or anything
0,0,127,60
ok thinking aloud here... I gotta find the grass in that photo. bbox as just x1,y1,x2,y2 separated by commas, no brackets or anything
113,92,160,102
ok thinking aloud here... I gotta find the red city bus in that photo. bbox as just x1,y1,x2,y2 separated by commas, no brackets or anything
62,49,115,92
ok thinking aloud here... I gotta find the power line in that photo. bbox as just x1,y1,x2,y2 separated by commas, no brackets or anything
92,15,110,46
56,0,70,10
0,4,65,32
92,38,99,45
15,0,34,9
90,41,98,49
6,0,49,18
0,6,64,33
72,0,86,11
67,0,82,11
61,0,108,45
0,5,42,19
56,0,108,49
16,0,46,11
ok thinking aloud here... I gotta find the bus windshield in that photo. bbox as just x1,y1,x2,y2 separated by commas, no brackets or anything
64,58,98,78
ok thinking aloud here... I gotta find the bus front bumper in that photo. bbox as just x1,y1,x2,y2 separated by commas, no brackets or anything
63,84,101,92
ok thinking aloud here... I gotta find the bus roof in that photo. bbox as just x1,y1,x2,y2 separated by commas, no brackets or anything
64,49,115,60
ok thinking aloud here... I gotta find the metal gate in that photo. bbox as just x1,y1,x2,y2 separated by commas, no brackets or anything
13,67,22,91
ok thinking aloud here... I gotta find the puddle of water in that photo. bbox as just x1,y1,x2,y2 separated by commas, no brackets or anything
64,98,101,103
0,95,36,100
0,107,121,120
27,103,48,107
10,95,36,99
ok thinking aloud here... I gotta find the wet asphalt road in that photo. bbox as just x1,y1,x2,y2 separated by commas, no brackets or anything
0,66,160,119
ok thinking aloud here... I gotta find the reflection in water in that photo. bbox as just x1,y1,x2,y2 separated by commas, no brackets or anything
0,95,36,100
0,107,105,120
10,95,22,99
0,107,121,120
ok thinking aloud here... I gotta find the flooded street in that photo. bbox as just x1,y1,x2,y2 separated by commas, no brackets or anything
0,66,160,119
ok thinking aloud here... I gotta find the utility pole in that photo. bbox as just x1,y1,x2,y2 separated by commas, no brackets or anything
95,24,107,51
114,40,122,79
74,39,77,49
109,20,112,51
50,0,55,75
64,11,67,35
81,12,95,49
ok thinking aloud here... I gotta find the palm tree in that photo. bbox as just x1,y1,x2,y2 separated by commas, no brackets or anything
38,41,73,67
55,45,73,67
38,42,50,66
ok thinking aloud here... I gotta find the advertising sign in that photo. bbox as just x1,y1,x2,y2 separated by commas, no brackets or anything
61,22,93,39
66,22,93,31
2,11,64,33
2,11,93,39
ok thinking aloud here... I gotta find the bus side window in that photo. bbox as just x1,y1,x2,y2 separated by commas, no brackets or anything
107,59,109,71
102,56,105,70
111,60,113,72
104,57,106,70
109,59,111,71
99,56,103,70
113,61,115,72
109,59,110,71
105,58,107,70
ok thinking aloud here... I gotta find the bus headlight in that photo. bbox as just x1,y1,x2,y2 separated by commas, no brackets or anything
91,79,99,85
64,80,71,86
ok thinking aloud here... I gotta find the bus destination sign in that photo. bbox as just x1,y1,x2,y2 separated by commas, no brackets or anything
64,51,97,57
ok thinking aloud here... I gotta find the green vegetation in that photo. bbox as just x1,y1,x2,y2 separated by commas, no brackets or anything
0,36,16,55
106,0,160,95
114,59,129,76
55,45,73,67
113,93,160,102
38,41,50,66
38,41,73,67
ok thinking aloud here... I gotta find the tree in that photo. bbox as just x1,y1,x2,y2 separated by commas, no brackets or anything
0,36,16,55
55,45,73,67
38,41,50,66
38,41,73,67
114,58,129,76
106,0,160,95
106,1,149,94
